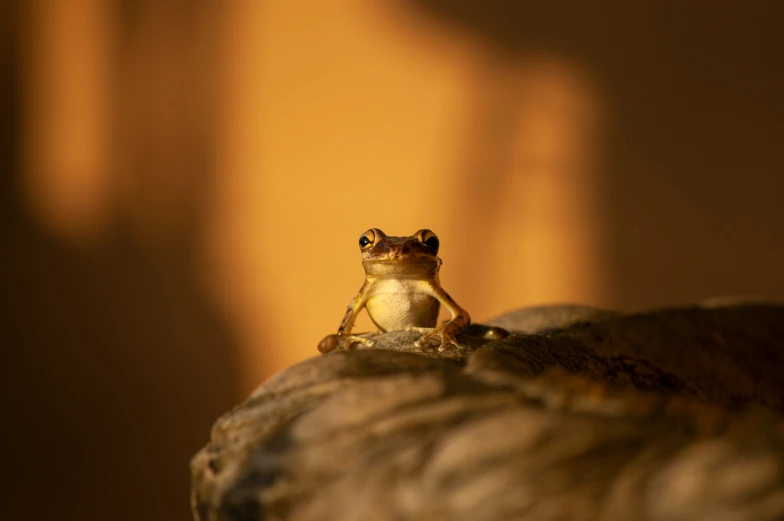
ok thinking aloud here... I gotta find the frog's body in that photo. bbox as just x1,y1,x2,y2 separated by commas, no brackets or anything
365,278,439,332
318,228,470,353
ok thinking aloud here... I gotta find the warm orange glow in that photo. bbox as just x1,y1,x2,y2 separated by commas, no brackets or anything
22,0,113,241
474,55,605,311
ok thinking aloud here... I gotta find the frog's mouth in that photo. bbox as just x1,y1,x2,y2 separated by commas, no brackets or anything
362,259,440,278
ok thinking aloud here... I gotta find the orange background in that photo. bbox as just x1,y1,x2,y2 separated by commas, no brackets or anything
3,1,784,520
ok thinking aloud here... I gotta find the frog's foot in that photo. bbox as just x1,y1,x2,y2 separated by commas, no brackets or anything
318,333,377,353
342,334,376,350
413,323,463,352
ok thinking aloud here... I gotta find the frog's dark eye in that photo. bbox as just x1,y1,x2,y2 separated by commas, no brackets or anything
359,229,375,249
420,230,439,251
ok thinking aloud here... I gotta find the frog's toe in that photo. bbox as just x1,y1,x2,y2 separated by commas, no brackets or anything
350,335,376,348
334,334,377,351
436,334,461,352
414,334,436,350
318,334,341,354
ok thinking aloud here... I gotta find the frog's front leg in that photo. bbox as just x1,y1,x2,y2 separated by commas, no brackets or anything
413,284,470,351
318,283,376,353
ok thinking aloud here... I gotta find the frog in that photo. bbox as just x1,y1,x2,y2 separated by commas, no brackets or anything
318,228,471,354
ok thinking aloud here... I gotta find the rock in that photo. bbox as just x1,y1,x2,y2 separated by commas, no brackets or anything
486,304,620,334
191,304,784,521
471,305,784,410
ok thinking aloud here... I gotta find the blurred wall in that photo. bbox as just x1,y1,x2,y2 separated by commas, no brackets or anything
2,1,784,520
4,1,237,521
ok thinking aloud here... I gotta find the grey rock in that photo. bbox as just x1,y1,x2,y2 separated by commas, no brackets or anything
192,304,784,521
486,304,620,334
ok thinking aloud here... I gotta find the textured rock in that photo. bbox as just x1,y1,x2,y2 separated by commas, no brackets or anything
486,304,620,334
192,304,784,521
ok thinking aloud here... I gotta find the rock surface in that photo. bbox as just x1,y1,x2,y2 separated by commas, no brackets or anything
192,304,784,521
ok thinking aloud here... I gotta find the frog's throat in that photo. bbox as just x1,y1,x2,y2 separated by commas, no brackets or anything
362,259,439,279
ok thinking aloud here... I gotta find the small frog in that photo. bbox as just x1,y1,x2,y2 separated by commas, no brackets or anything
318,228,471,353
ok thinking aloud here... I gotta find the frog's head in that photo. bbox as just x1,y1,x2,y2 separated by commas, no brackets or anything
359,228,441,276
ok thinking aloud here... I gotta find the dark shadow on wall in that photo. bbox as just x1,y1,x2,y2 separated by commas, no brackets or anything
0,2,240,521
411,0,784,308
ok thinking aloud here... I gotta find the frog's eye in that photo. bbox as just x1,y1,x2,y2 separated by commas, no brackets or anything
419,230,439,251
359,229,375,249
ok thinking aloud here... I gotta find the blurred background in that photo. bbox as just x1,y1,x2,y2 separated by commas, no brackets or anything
2,1,783,520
